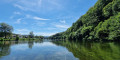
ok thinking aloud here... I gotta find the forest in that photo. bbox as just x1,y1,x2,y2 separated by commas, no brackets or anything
50,0,120,41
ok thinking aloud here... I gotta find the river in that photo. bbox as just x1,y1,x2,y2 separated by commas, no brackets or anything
0,39,120,60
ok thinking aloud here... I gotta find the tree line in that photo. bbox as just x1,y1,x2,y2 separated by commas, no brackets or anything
0,23,44,41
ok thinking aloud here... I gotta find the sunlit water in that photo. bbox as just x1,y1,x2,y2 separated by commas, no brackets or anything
0,40,120,60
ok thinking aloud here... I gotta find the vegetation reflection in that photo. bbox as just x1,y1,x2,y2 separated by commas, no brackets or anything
0,40,43,58
52,40,120,60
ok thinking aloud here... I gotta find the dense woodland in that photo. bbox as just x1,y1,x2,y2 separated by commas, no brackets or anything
50,0,120,41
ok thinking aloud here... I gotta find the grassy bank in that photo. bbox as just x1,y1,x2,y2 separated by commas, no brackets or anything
0,37,43,41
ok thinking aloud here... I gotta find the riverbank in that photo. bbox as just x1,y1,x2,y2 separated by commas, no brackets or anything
0,38,43,41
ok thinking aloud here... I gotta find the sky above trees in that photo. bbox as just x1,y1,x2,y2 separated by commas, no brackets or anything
0,0,97,36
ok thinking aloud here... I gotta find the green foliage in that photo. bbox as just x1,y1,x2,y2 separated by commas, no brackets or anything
16,35,19,41
50,0,120,41
95,13,120,40
96,28,109,40
103,2,113,17
35,36,44,39
29,31,34,38
112,0,120,14
81,26,93,35
0,23,13,38
0,38,4,41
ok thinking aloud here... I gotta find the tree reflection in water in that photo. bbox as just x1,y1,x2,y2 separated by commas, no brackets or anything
52,41,120,60
0,40,119,60
0,40,43,58
28,40,34,49
0,41,11,58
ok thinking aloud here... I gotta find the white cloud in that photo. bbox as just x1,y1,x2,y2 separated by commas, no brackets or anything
50,22,70,30
15,29,57,36
25,14,50,21
14,11,21,15
60,20,66,23
15,29,30,35
47,27,57,30
13,0,63,12
14,18,27,24
55,24,69,29
16,29,29,32
34,32,57,36
26,14,31,18
15,19,22,24
14,4,26,11
10,16,14,19
33,16,49,20
32,21,46,27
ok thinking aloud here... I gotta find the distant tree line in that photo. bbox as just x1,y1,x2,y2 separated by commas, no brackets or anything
29,31,44,39
0,23,44,40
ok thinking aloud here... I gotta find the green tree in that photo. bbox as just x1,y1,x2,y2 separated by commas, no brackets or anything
0,23,13,39
50,0,120,41
16,35,19,41
29,31,34,38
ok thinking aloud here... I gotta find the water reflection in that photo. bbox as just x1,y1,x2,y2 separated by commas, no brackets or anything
28,40,34,49
52,41,120,60
0,41,10,58
0,40,120,60
0,40,78,60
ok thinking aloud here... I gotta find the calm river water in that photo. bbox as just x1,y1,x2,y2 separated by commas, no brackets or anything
0,39,120,60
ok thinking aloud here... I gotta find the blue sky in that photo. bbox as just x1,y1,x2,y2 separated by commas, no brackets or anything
0,0,97,36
